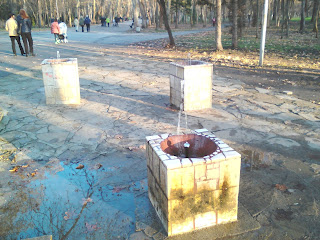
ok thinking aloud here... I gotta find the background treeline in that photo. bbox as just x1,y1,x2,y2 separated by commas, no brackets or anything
0,0,319,40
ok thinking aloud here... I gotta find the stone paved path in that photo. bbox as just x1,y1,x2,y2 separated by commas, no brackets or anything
0,23,320,239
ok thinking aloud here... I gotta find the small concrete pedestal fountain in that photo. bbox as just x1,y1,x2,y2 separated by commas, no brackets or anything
41,58,80,105
170,60,213,111
146,129,241,236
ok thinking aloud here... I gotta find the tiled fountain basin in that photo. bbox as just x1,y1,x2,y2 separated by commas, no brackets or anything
169,60,213,111
146,129,241,236
41,58,80,104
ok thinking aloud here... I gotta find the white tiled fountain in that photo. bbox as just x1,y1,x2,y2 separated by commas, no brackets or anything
146,129,241,236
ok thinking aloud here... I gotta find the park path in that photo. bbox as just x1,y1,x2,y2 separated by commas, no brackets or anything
0,23,320,240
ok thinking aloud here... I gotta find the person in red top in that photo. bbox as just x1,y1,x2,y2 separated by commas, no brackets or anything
51,18,61,44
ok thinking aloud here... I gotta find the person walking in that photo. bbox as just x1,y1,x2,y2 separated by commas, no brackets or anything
5,13,25,56
74,17,79,32
51,18,61,44
18,9,34,57
79,16,84,32
106,17,110,27
84,15,91,32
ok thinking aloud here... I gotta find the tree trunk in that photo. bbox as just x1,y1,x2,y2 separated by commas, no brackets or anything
133,0,139,28
255,0,259,38
192,0,197,26
155,2,159,29
203,5,207,27
312,0,319,22
281,0,284,38
305,0,308,17
150,0,156,25
93,0,96,23
315,11,318,37
158,0,175,47
167,0,171,21
273,0,277,20
232,0,238,48
68,8,72,27
139,0,147,28
38,0,42,27
62,0,66,22
76,0,80,18
159,3,163,28
300,0,305,33
175,5,179,28
313,0,319,34
285,0,289,37
216,0,223,50
238,0,246,38
56,0,59,19
267,0,271,26
276,0,281,26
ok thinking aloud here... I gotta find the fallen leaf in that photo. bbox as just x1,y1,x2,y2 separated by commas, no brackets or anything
76,164,84,169
128,146,139,151
112,186,125,193
94,163,102,169
9,166,20,172
275,184,287,191
64,210,75,220
139,145,146,150
82,197,93,205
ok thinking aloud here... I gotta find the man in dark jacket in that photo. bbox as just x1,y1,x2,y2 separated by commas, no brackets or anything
18,9,34,57
84,15,91,32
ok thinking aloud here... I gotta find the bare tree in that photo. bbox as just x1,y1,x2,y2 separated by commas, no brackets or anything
232,0,238,48
133,0,139,28
139,0,148,28
312,0,319,22
313,0,319,36
158,0,175,46
155,1,160,29
285,0,289,37
216,0,223,50
300,0,305,33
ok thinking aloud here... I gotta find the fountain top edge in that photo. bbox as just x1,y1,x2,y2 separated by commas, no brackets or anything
146,129,241,170
170,60,213,68
41,58,78,65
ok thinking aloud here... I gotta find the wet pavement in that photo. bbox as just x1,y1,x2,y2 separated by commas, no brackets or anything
0,22,320,239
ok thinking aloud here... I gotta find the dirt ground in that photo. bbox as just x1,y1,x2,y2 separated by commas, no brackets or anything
131,24,320,104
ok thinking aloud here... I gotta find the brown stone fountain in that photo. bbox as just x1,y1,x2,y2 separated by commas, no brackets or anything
146,129,241,236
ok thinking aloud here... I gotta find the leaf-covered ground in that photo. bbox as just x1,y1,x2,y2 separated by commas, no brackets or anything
131,21,320,104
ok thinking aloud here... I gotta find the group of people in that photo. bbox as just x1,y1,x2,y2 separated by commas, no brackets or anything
6,11,119,53
5,9,34,57
73,15,91,32
50,19,68,44
100,17,110,27
50,15,91,44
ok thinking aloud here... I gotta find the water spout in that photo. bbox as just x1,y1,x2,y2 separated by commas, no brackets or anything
188,53,191,65
184,142,190,158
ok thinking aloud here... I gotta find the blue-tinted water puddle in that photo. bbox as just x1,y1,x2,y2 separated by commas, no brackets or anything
6,161,145,240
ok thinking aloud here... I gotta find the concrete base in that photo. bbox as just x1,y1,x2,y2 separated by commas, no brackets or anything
169,60,213,111
167,203,260,240
41,58,80,105
146,129,241,236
